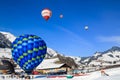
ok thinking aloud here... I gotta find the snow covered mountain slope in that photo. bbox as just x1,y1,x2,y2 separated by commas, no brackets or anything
46,48,58,58
0,31,16,42
0,31,16,58
83,46,120,66
0,48,12,58
0,31,59,59
0,31,120,67
0,32,13,48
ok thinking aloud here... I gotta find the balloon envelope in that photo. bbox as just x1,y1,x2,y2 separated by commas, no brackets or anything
11,34,47,74
41,8,52,21
85,26,88,30
60,14,63,18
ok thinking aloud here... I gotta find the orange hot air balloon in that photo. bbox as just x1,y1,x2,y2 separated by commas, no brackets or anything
41,8,52,21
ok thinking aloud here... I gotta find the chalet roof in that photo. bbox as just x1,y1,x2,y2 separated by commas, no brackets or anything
36,58,65,69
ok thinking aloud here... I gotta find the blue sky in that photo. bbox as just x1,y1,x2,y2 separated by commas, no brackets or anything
0,0,120,57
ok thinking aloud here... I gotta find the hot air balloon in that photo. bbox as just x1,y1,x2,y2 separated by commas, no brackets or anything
85,26,88,30
11,34,47,74
60,14,63,18
41,8,52,21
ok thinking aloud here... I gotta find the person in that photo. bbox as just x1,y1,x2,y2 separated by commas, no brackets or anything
25,76,30,80
20,71,25,78
100,68,109,76
1,76,5,79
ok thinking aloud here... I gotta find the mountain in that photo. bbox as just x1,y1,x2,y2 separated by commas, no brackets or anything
102,46,120,53
80,46,120,66
0,32,16,42
0,31,16,58
46,48,58,58
0,32,13,48
0,31,58,59
57,54,79,68
0,31,120,68
0,31,79,69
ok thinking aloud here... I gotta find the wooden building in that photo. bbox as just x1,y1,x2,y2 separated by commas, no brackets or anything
36,58,72,74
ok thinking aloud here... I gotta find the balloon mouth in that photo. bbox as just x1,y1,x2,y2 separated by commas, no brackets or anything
43,16,50,21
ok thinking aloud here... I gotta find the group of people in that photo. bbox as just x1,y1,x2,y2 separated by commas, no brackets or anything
0,72,34,80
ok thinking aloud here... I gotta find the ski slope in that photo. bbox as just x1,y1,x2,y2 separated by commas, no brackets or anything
0,67,120,80
34,67,120,80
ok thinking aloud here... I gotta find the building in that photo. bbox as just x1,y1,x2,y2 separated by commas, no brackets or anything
36,58,72,74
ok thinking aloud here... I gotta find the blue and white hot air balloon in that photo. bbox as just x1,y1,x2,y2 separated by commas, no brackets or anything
11,34,47,74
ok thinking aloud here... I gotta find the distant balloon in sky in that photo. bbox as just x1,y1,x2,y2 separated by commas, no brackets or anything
41,8,52,21
85,26,88,30
60,14,63,18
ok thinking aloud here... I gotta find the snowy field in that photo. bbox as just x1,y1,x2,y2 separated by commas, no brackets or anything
0,67,120,80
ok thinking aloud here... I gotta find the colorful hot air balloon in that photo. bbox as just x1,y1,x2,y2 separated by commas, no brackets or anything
11,34,47,74
41,8,52,21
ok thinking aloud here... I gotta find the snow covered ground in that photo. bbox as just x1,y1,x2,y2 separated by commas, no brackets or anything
0,67,120,80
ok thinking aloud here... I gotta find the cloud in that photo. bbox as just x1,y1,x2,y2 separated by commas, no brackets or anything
0,26,13,32
97,36,120,44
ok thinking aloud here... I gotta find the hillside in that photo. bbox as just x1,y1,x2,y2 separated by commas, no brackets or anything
0,31,120,68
